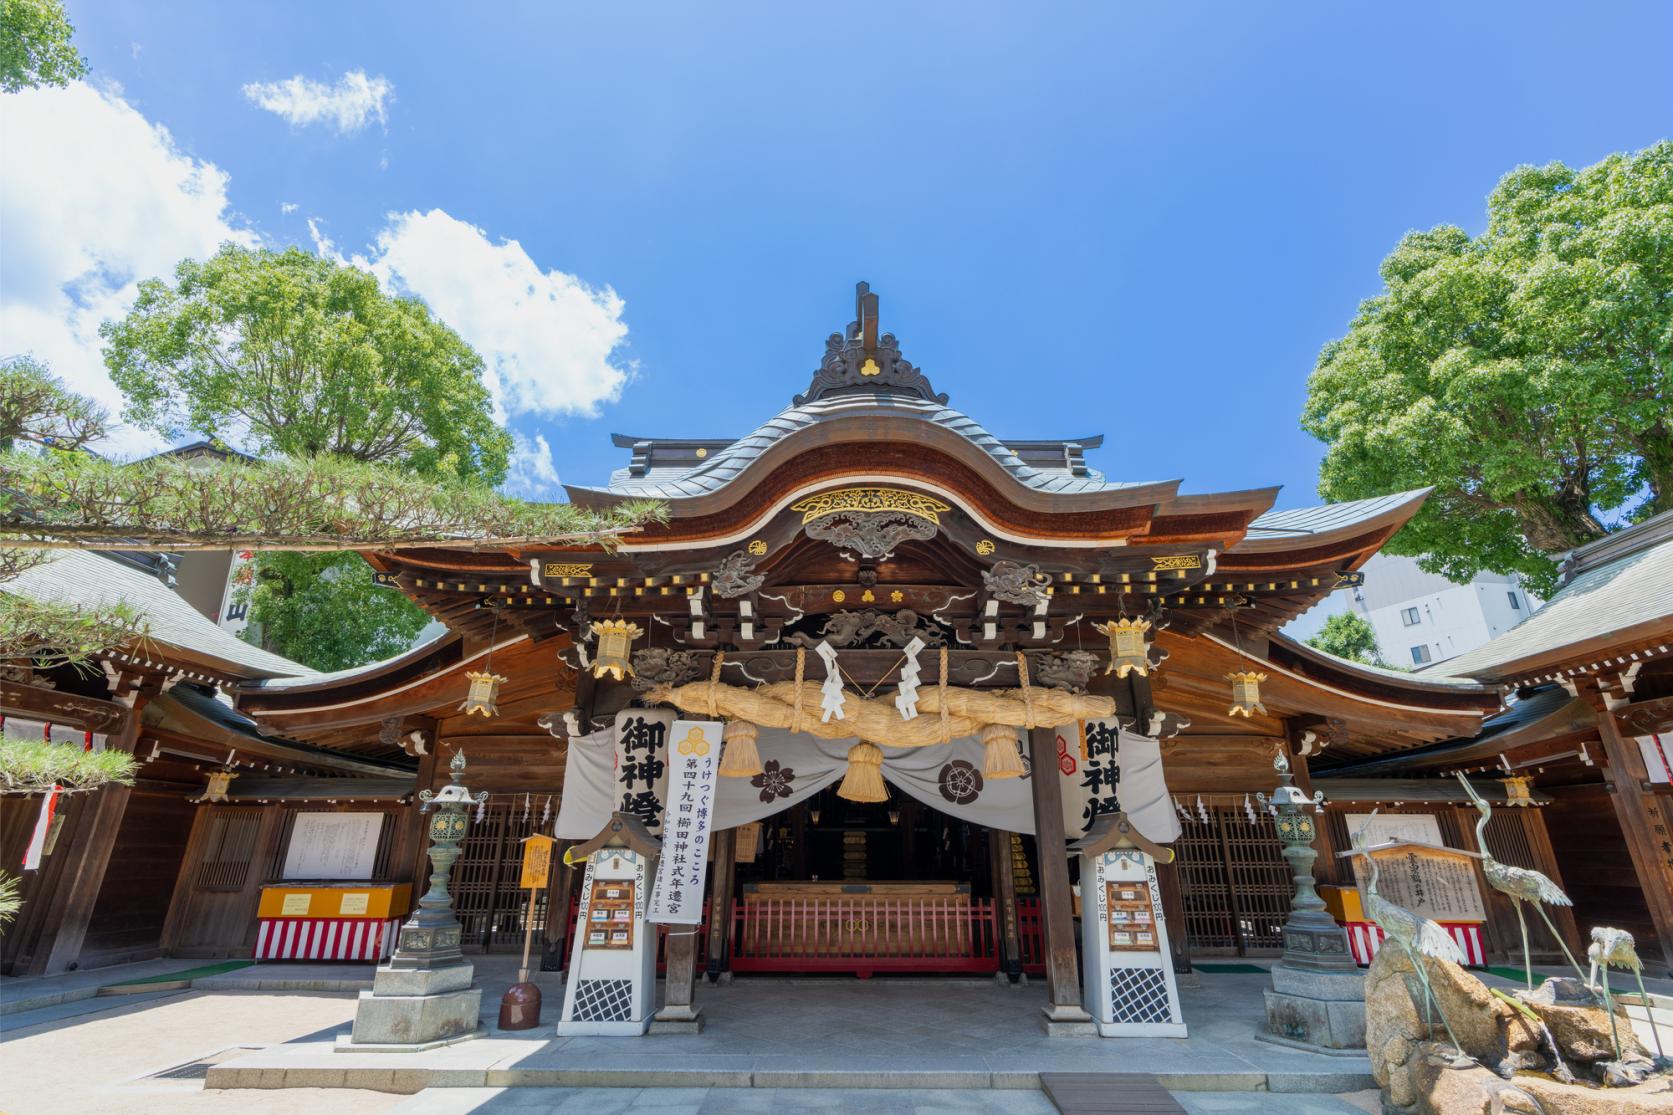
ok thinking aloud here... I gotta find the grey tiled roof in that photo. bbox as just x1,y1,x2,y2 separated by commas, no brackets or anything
4,550,314,679
1242,490,1431,540
581,392,1166,500
1436,524,1673,681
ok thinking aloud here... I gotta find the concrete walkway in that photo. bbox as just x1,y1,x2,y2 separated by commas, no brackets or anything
202,960,1377,1094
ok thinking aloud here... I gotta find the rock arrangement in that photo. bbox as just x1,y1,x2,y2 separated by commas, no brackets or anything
1364,947,1671,1114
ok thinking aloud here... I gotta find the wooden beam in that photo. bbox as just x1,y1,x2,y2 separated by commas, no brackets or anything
991,827,1023,982
1593,700,1673,972
541,839,575,971
1028,725,1091,1027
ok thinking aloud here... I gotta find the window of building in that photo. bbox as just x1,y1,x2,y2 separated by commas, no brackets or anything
1410,644,1432,665
1507,591,1521,610
1401,606,1421,626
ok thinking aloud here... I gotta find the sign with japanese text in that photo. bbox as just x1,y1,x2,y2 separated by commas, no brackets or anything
1345,813,1486,923
519,833,556,890
648,719,721,925
614,709,674,835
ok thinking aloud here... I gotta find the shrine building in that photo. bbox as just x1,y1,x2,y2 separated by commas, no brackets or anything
8,283,1670,1022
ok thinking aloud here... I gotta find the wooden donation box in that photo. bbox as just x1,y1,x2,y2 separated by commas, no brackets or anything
1075,816,1186,1038
740,882,973,967
255,812,406,961
558,815,659,1036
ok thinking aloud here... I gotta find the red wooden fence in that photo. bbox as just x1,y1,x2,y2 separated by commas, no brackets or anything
559,892,1046,977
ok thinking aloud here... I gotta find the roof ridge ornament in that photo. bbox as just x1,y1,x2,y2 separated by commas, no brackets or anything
794,281,950,406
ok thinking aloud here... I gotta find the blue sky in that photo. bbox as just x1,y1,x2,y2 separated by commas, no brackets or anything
7,2,1671,505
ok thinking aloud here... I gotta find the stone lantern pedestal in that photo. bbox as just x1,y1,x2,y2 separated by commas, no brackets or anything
1257,756,1365,1052
341,751,489,1051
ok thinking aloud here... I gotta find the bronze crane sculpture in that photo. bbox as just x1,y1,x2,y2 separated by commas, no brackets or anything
1455,773,1585,988
1588,926,1663,1062
1352,812,1468,1052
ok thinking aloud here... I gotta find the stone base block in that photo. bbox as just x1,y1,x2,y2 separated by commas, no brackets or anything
332,1025,487,1054
1261,988,1366,1050
1041,1004,1097,1036
649,1004,704,1033
370,960,475,998
1269,963,1365,1001
346,985,483,1048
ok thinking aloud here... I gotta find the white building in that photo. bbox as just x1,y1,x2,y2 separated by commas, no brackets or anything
1284,552,1541,669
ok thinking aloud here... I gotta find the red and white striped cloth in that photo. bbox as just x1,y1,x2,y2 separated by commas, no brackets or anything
1344,921,1485,967
255,917,400,961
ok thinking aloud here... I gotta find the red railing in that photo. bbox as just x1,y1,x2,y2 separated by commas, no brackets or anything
557,891,1047,978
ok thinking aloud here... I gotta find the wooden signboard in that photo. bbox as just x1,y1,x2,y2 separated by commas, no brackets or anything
520,834,555,890
1106,880,1159,952
1345,813,1486,923
585,881,636,950
281,812,382,880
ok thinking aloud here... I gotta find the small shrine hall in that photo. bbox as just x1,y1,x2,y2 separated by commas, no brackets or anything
210,282,1569,1026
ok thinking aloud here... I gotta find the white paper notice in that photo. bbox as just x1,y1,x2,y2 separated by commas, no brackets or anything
648,720,721,924
281,813,383,880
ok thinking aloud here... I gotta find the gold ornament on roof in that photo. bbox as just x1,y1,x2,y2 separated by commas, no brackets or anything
589,619,644,681
790,487,951,526
460,671,507,717
1225,670,1268,718
974,539,996,556
543,562,593,578
747,539,768,556
1150,554,1202,571
1092,617,1152,678
196,769,238,803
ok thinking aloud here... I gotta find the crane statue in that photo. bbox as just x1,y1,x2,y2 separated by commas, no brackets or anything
1455,774,1585,988
1587,926,1663,1063
1352,812,1468,1052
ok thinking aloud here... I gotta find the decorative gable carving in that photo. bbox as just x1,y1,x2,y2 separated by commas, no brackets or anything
794,282,948,406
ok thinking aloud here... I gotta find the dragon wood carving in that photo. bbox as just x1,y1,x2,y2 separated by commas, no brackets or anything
787,608,947,650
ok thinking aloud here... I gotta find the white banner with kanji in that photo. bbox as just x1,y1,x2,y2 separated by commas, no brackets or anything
647,719,722,924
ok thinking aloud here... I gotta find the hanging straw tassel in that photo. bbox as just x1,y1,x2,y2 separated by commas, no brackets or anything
837,741,887,802
719,719,763,778
980,723,1027,780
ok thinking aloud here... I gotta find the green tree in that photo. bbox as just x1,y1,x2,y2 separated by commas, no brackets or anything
101,243,517,667
1302,142,1672,596
102,244,513,484
0,355,108,452
242,551,431,672
1306,612,1384,666
0,0,87,93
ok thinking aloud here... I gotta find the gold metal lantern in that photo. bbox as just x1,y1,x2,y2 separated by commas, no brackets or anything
1225,670,1268,718
1092,617,1152,677
1501,774,1535,807
590,619,644,681
195,769,238,803
459,670,508,717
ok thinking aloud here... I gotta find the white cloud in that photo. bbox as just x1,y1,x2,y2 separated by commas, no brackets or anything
506,433,562,498
0,82,258,456
356,209,630,419
306,217,336,258
241,70,392,134
280,201,298,214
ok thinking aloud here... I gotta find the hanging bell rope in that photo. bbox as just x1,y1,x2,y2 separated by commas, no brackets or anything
837,741,887,803
718,718,763,778
980,722,1027,780
643,678,1113,746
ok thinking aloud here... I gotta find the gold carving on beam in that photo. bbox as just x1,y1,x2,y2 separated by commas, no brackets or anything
974,539,996,556
790,487,951,526
1150,555,1202,571
543,562,594,578
747,539,768,556
832,590,846,602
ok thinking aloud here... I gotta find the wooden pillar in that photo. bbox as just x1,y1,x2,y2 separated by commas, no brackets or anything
1027,726,1090,1026
1593,702,1673,972
30,693,146,975
792,801,808,878
1155,859,1192,975
1520,806,1584,963
655,886,705,1029
540,838,574,970
706,826,738,981
991,828,1023,981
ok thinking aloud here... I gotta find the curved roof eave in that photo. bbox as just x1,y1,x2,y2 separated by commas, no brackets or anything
1227,489,1433,556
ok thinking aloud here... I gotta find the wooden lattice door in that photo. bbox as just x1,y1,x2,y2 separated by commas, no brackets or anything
451,801,552,952
1174,804,1293,956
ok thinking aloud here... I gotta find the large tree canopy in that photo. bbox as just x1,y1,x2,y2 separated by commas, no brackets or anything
1306,612,1385,667
102,245,514,484
0,0,86,92
1302,142,1672,596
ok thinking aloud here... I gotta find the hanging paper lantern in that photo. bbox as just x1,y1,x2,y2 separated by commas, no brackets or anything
718,719,764,778
459,670,507,717
837,741,887,802
1501,774,1535,807
1225,670,1268,718
196,769,238,803
589,619,644,681
979,723,1027,780
1092,617,1152,677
